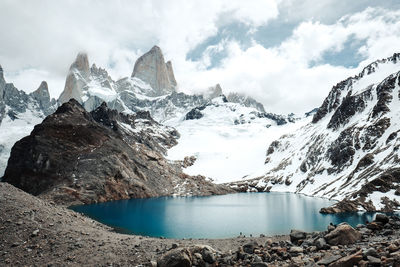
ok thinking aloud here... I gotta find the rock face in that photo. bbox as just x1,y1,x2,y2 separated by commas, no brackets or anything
2,99,231,205
231,53,400,212
131,46,177,96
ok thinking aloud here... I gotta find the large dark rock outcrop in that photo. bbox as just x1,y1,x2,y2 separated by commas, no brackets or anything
2,99,231,205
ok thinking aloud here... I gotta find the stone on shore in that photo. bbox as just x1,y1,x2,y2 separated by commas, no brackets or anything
324,223,361,245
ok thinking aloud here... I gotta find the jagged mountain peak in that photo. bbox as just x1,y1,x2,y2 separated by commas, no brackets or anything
71,52,90,78
131,45,177,96
203,84,223,100
30,81,52,111
165,60,177,87
54,98,85,115
36,81,49,93
58,52,92,104
150,45,162,53
226,92,266,113
58,52,117,108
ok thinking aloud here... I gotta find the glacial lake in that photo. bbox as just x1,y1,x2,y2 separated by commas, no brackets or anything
71,192,379,239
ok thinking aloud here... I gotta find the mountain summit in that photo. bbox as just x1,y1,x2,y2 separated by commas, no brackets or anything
131,45,177,96
58,53,91,104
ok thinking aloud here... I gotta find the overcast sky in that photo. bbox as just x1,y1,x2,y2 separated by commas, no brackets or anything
1,0,400,114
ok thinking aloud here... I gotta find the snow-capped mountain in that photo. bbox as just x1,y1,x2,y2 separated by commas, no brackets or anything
57,46,209,122
1,45,295,179
57,46,291,124
55,46,303,183
0,66,56,176
230,53,400,212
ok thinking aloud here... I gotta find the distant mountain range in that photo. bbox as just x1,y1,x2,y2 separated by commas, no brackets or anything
0,46,294,177
1,46,399,212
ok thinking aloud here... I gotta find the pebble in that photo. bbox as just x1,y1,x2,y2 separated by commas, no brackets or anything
31,229,39,237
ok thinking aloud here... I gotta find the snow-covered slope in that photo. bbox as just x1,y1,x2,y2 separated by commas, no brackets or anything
231,53,400,212
0,66,56,176
167,96,308,183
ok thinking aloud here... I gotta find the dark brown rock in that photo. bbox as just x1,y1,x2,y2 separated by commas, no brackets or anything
157,248,191,267
375,213,389,224
290,230,307,244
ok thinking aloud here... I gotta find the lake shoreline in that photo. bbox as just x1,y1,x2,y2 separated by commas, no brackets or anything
0,182,289,266
1,182,399,266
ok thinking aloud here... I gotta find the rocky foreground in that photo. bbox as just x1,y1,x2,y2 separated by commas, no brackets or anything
1,182,400,267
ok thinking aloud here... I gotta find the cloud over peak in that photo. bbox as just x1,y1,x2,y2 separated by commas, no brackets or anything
1,1,399,114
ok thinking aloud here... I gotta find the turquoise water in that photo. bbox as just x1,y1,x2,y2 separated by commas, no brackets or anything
71,192,378,239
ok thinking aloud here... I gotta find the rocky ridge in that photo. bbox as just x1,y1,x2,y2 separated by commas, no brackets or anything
229,53,400,213
2,99,231,206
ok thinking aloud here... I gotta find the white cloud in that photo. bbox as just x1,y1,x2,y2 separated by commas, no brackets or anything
0,1,399,114
0,0,279,98
178,7,400,114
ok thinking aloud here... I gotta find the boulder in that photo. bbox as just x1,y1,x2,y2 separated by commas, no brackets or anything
367,222,383,230
157,248,191,267
366,255,381,266
290,230,307,244
315,237,328,250
250,263,268,267
375,213,389,224
243,241,259,254
289,246,303,255
190,245,217,264
324,223,361,245
316,254,342,265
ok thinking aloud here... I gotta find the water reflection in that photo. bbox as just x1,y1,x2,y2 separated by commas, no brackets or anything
71,192,393,239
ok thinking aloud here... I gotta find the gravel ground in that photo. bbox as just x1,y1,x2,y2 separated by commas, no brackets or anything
0,182,287,266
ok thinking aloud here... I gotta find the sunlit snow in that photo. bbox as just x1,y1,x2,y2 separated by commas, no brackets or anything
166,100,310,183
